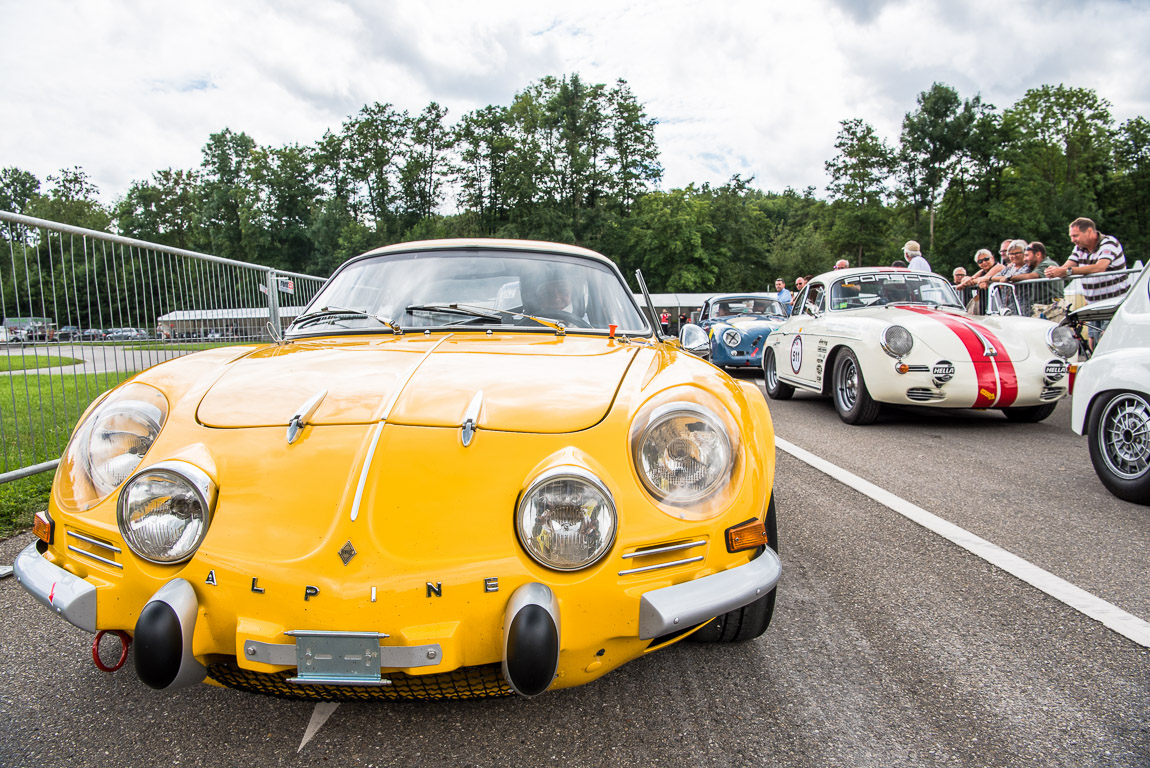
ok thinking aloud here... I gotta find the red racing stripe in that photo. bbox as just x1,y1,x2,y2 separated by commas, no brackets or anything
952,317,1018,408
896,307,1017,407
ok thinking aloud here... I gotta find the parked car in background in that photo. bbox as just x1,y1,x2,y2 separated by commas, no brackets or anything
680,293,788,369
106,327,147,341
56,326,81,341
80,328,107,341
15,239,782,701
1070,264,1150,504
763,268,1080,424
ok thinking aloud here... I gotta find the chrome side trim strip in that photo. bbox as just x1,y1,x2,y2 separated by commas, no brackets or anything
621,540,705,559
66,530,122,553
66,545,123,569
776,373,822,392
351,334,453,521
619,555,704,576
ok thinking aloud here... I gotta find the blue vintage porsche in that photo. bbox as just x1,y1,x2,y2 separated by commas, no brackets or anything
683,293,788,369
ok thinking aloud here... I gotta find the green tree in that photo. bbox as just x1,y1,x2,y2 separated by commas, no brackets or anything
624,188,715,291
899,83,981,255
114,168,202,250
825,119,894,267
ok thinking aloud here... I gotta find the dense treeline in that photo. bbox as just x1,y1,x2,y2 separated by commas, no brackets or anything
2,76,1147,292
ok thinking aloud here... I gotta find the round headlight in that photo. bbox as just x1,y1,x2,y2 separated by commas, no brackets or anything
516,468,616,571
721,328,742,347
881,325,914,358
118,461,216,564
1047,325,1078,358
633,403,733,505
83,400,164,495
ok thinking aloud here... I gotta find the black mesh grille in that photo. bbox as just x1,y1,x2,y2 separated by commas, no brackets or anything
206,660,513,701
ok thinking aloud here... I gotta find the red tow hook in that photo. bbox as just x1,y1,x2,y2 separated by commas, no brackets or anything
92,630,132,672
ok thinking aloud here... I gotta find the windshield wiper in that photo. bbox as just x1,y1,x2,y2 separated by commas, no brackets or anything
406,303,502,322
406,303,568,335
290,306,403,334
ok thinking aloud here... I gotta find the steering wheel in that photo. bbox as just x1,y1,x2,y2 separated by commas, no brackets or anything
516,310,592,328
541,310,591,328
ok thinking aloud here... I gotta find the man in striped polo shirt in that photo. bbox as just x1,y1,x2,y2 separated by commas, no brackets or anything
1044,217,1131,302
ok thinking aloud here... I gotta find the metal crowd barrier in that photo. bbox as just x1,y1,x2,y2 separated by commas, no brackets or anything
955,265,1144,321
0,210,327,482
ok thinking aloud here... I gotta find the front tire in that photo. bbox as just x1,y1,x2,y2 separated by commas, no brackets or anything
832,349,881,425
691,497,778,643
763,348,794,400
1002,403,1058,423
1087,392,1150,505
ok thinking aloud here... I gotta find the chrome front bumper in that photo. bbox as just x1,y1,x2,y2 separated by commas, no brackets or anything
14,541,97,633
638,549,782,639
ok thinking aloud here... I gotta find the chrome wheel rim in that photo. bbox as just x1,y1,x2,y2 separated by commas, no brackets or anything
765,351,778,391
1098,393,1150,480
836,357,858,412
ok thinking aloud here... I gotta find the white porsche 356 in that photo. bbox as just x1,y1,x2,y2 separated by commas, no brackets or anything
762,268,1079,425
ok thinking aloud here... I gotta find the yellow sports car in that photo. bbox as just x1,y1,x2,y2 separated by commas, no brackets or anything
15,239,781,700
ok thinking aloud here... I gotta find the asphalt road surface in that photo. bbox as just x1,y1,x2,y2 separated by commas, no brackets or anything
1,371,1146,767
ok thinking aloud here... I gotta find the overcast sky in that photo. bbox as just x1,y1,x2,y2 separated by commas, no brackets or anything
2,0,1148,207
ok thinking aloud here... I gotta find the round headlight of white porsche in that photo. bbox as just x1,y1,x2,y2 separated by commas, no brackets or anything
633,403,733,504
721,328,742,347
881,325,914,358
516,468,616,571
1047,325,1078,358
118,461,216,564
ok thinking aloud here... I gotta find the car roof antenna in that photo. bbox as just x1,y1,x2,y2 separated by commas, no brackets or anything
634,269,665,340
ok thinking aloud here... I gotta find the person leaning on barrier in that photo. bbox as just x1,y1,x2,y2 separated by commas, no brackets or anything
1045,217,1131,302
990,240,1028,283
952,266,967,285
960,248,1003,289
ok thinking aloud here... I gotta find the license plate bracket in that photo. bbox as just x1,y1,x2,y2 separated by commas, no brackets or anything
287,630,386,683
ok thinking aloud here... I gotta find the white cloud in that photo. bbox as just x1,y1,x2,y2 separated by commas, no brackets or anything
1,0,1147,205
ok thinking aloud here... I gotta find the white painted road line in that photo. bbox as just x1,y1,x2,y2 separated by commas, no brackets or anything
776,437,1150,649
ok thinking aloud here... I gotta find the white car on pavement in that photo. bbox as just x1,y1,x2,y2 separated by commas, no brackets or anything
762,267,1079,425
1070,264,1150,504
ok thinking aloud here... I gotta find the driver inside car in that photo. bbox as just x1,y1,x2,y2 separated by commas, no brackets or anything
536,278,573,313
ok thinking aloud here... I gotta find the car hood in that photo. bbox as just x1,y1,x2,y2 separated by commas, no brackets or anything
722,316,785,331
821,306,1036,361
196,334,640,433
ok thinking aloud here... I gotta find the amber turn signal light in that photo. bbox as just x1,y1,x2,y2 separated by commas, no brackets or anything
725,518,767,553
33,510,54,545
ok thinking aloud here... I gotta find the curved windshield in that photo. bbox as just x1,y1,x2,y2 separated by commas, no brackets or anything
711,296,787,319
288,249,649,336
829,272,962,311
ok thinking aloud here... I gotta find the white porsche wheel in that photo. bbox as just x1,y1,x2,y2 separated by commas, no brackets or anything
1088,392,1150,505
832,349,881,425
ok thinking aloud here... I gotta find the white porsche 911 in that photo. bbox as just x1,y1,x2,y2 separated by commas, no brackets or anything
762,268,1079,425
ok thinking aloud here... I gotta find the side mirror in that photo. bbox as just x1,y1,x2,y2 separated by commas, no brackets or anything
679,324,711,359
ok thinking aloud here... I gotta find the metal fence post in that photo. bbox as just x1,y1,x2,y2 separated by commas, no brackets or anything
266,270,282,339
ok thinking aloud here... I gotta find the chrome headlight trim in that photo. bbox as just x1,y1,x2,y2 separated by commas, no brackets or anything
515,466,617,572
1046,325,1078,359
632,402,734,505
721,328,742,347
880,325,914,358
117,460,217,565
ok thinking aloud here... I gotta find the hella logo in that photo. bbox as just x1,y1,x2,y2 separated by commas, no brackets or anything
932,362,955,382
